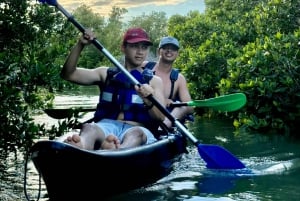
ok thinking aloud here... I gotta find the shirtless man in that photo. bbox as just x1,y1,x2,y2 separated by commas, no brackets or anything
144,36,193,128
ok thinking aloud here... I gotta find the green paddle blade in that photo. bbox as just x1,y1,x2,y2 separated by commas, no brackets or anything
187,93,247,112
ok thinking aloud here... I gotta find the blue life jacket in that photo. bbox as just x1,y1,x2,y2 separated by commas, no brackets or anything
94,67,155,126
144,61,179,100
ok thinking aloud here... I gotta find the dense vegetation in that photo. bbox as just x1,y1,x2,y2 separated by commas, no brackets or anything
1,0,299,153
168,0,300,135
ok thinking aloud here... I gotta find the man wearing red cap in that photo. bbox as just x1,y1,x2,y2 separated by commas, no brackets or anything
60,28,165,150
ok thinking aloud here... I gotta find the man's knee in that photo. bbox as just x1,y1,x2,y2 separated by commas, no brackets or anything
126,127,147,141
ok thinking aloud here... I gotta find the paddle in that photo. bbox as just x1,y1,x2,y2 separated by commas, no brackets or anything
44,108,95,119
170,93,246,111
38,0,246,169
45,93,246,119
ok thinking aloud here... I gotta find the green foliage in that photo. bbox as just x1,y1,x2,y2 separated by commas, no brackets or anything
222,31,300,134
99,7,126,62
0,0,66,152
72,5,113,67
177,32,240,99
169,0,300,135
169,12,212,49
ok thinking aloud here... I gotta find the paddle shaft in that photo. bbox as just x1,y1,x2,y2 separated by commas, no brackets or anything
170,102,188,107
46,92,246,119
44,108,95,119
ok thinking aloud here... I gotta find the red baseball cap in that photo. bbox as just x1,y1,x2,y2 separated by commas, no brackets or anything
123,28,153,45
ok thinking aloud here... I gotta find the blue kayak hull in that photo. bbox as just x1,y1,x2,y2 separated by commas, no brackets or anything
30,134,187,200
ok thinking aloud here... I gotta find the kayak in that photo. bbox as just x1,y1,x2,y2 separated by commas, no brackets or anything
29,132,187,200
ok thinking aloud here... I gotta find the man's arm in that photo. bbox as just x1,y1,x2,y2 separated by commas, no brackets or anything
60,30,106,85
164,73,194,127
148,76,166,121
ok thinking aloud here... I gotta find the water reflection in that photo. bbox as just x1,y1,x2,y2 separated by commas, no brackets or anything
1,89,300,201
53,94,99,109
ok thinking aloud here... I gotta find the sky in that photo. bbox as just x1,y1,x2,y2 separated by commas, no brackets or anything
57,0,205,20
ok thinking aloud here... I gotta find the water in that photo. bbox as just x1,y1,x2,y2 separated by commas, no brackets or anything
1,87,300,201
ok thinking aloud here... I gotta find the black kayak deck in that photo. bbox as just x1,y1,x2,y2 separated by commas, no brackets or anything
30,133,187,200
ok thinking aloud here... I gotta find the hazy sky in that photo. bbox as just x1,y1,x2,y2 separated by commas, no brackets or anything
57,0,205,20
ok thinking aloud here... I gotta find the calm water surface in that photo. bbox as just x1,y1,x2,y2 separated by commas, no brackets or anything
1,87,300,201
